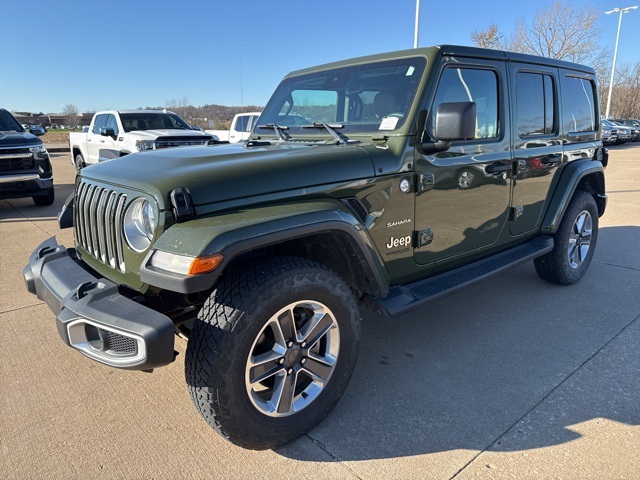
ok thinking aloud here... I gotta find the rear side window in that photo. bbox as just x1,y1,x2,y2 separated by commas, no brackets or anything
516,72,556,137
562,77,597,133
431,67,499,139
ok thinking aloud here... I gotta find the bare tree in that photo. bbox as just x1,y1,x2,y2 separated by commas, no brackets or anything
608,61,640,118
470,24,506,50
62,104,79,127
166,97,195,122
510,1,602,63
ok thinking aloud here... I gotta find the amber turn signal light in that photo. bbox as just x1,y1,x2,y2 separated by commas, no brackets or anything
188,254,223,275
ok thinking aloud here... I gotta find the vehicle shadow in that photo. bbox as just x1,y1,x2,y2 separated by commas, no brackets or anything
276,226,640,461
0,183,74,221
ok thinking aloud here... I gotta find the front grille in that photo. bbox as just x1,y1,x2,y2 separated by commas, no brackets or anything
74,180,127,273
104,330,137,355
155,136,210,149
0,147,34,172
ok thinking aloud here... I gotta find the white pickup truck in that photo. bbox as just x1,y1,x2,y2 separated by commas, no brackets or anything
205,111,261,143
69,110,215,170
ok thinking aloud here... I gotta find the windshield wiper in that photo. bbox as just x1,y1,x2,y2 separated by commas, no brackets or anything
257,123,290,142
301,123,354,144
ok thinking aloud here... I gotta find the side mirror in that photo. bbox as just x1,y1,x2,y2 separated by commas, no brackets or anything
434,102,476,141
419,102,476,155
100,127,117,139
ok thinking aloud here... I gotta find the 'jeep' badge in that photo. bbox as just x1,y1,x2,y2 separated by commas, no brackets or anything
386,235,412,249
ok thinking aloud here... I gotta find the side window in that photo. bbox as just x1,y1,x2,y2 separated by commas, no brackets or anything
562,76,597,133
105,114,119,135
431,67,499,139
235,116,249,132
516,72,556,137
91,114,108,134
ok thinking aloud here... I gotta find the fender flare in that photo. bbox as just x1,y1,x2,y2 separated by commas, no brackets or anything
140,202,390,297
541,160,606,234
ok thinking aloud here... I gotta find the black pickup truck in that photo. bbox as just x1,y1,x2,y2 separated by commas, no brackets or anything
0,108,54,206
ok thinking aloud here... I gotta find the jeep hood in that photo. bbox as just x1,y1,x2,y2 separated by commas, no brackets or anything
81,142,375,209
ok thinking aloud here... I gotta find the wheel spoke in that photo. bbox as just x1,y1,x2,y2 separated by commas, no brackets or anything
249,352,284,385
575,213,586,234
301,356,333,383
272,371,297,414
300,313,333,348
276,309,297,344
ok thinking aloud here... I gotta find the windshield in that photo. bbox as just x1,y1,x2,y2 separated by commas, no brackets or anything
258,57,427,136
0,110,24,132
120,112,192,132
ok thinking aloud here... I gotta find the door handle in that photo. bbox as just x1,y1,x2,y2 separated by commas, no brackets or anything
541,155,562,165
485,163,511,174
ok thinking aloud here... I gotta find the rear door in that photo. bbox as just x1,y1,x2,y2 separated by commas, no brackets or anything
508,63,563,236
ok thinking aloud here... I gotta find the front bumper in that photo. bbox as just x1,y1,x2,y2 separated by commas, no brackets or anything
24,237,175,370
0,173,53,199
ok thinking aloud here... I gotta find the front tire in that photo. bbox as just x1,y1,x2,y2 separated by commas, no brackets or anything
535,190,598,285
32,187,54,206
185,257,360,450
74,153,85,172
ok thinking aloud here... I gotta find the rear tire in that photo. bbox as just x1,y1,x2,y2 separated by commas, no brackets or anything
185,256,360,450
535,190,598,285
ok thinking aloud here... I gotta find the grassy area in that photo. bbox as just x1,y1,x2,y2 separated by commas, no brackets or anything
41,131,72,143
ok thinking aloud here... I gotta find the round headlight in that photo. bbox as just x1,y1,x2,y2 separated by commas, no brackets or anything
123,198,156,252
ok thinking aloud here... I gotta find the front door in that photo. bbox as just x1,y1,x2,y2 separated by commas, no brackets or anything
414,60,512,268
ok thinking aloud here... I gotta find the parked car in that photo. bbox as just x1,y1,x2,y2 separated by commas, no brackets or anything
601,123,617,145
613,119,639,141
69,110,216,171
28,124,46,136
602,119,631,144
205,112,262,143
0,109,54,205
24,45,608,450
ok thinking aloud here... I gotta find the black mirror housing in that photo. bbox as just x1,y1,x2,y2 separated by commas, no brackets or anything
100,127,117,139
434,102,476,141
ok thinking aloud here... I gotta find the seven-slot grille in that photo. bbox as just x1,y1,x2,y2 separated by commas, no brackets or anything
74,181,127,273
0,147,34,172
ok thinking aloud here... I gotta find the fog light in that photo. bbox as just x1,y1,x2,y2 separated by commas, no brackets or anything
84,323,104,351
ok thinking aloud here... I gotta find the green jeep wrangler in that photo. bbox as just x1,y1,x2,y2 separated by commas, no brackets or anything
24,45,607,450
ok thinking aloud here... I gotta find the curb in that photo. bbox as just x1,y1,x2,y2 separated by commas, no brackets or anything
45,144,69,153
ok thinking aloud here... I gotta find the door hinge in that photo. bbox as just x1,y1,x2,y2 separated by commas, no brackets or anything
511,205,524,220
414,228,434,248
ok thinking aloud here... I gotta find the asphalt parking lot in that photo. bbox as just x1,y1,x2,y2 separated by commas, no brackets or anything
2,145,639,479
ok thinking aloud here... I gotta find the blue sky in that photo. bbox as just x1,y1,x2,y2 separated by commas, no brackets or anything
2,0,638,114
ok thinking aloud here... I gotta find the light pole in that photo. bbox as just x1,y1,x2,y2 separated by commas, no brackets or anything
414,0,420,48
604,5,638,118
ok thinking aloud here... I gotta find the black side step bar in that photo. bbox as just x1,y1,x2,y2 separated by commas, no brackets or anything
366,236,554,317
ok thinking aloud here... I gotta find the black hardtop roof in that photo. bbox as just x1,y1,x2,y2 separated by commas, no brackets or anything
286,44,595,78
